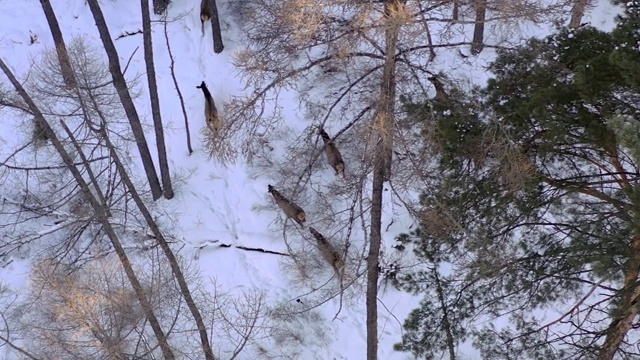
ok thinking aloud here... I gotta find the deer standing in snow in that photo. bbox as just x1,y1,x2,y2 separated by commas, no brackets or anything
268,185,306,226
318,127,345,177
199,0,210,35
309,227,344,275
196,81,221,132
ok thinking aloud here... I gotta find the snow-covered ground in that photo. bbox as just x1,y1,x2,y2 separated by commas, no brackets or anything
0,0,622,359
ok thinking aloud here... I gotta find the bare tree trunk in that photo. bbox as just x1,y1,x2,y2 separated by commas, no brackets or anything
452,0,459,21
367,1,401,359
380,0,400,183
0,58,176,360
81,91,215,359
59,121,112,218
100,125,216,360
471,0,486,55
417,1,436,62
597,235,640,360
38,0,76,89
209,0,224,54
569,0,590,28
86,0,163,200
433,267,456,360
141,0,174,199
56,18,212,353
367,149,384,360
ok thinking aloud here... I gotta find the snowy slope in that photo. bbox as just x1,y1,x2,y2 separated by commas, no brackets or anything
0,0,622,359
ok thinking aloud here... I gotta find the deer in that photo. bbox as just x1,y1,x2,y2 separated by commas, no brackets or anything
196,81,221,132
318,127,345,177
309,227,344,276
268,185,306,226
200,0,211,35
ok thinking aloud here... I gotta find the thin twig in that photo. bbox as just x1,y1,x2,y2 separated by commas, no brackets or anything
162,15,192,154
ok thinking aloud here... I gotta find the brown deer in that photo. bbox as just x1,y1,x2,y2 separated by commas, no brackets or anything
196,81,221,132
268,185,306,226
309,227,344,275
318,127,345,177
200,0,211,35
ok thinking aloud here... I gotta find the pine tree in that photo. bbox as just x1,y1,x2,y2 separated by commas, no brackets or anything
396,6,640,358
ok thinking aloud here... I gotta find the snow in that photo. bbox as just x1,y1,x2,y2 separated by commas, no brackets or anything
0,0,623,359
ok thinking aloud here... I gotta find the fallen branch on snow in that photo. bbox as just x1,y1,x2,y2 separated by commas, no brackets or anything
220,243,290,256
116,29,143,40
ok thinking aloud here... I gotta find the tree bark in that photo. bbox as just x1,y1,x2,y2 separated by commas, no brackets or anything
141,0,174,199
209,0,224,54
569,0,590,28
597,235,640,360
367,1,401,359
86,0,163,200
367,146,384,360
417,1,436,62
380,0,400,182
38,0,76,89
100,123,216,360
452,0,459,21
0,58,176,360
59,120,112,218
81,94,215,360
433,267,456,360
471,0,486,55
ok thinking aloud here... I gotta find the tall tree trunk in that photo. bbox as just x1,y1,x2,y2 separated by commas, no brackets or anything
209,0,224,54
100,120,216,360
141,0,174,199
59,121,112,218
569,0,590,28
452,0,459,21
597,235,640,360
380,0,400,182
0,58,176,360
86,0,163,200
38,0,76,89
471,0,486,55
367,1,401,359
367,146,385,360
51,5,211,351
81,93,215,360
433,267,456,360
